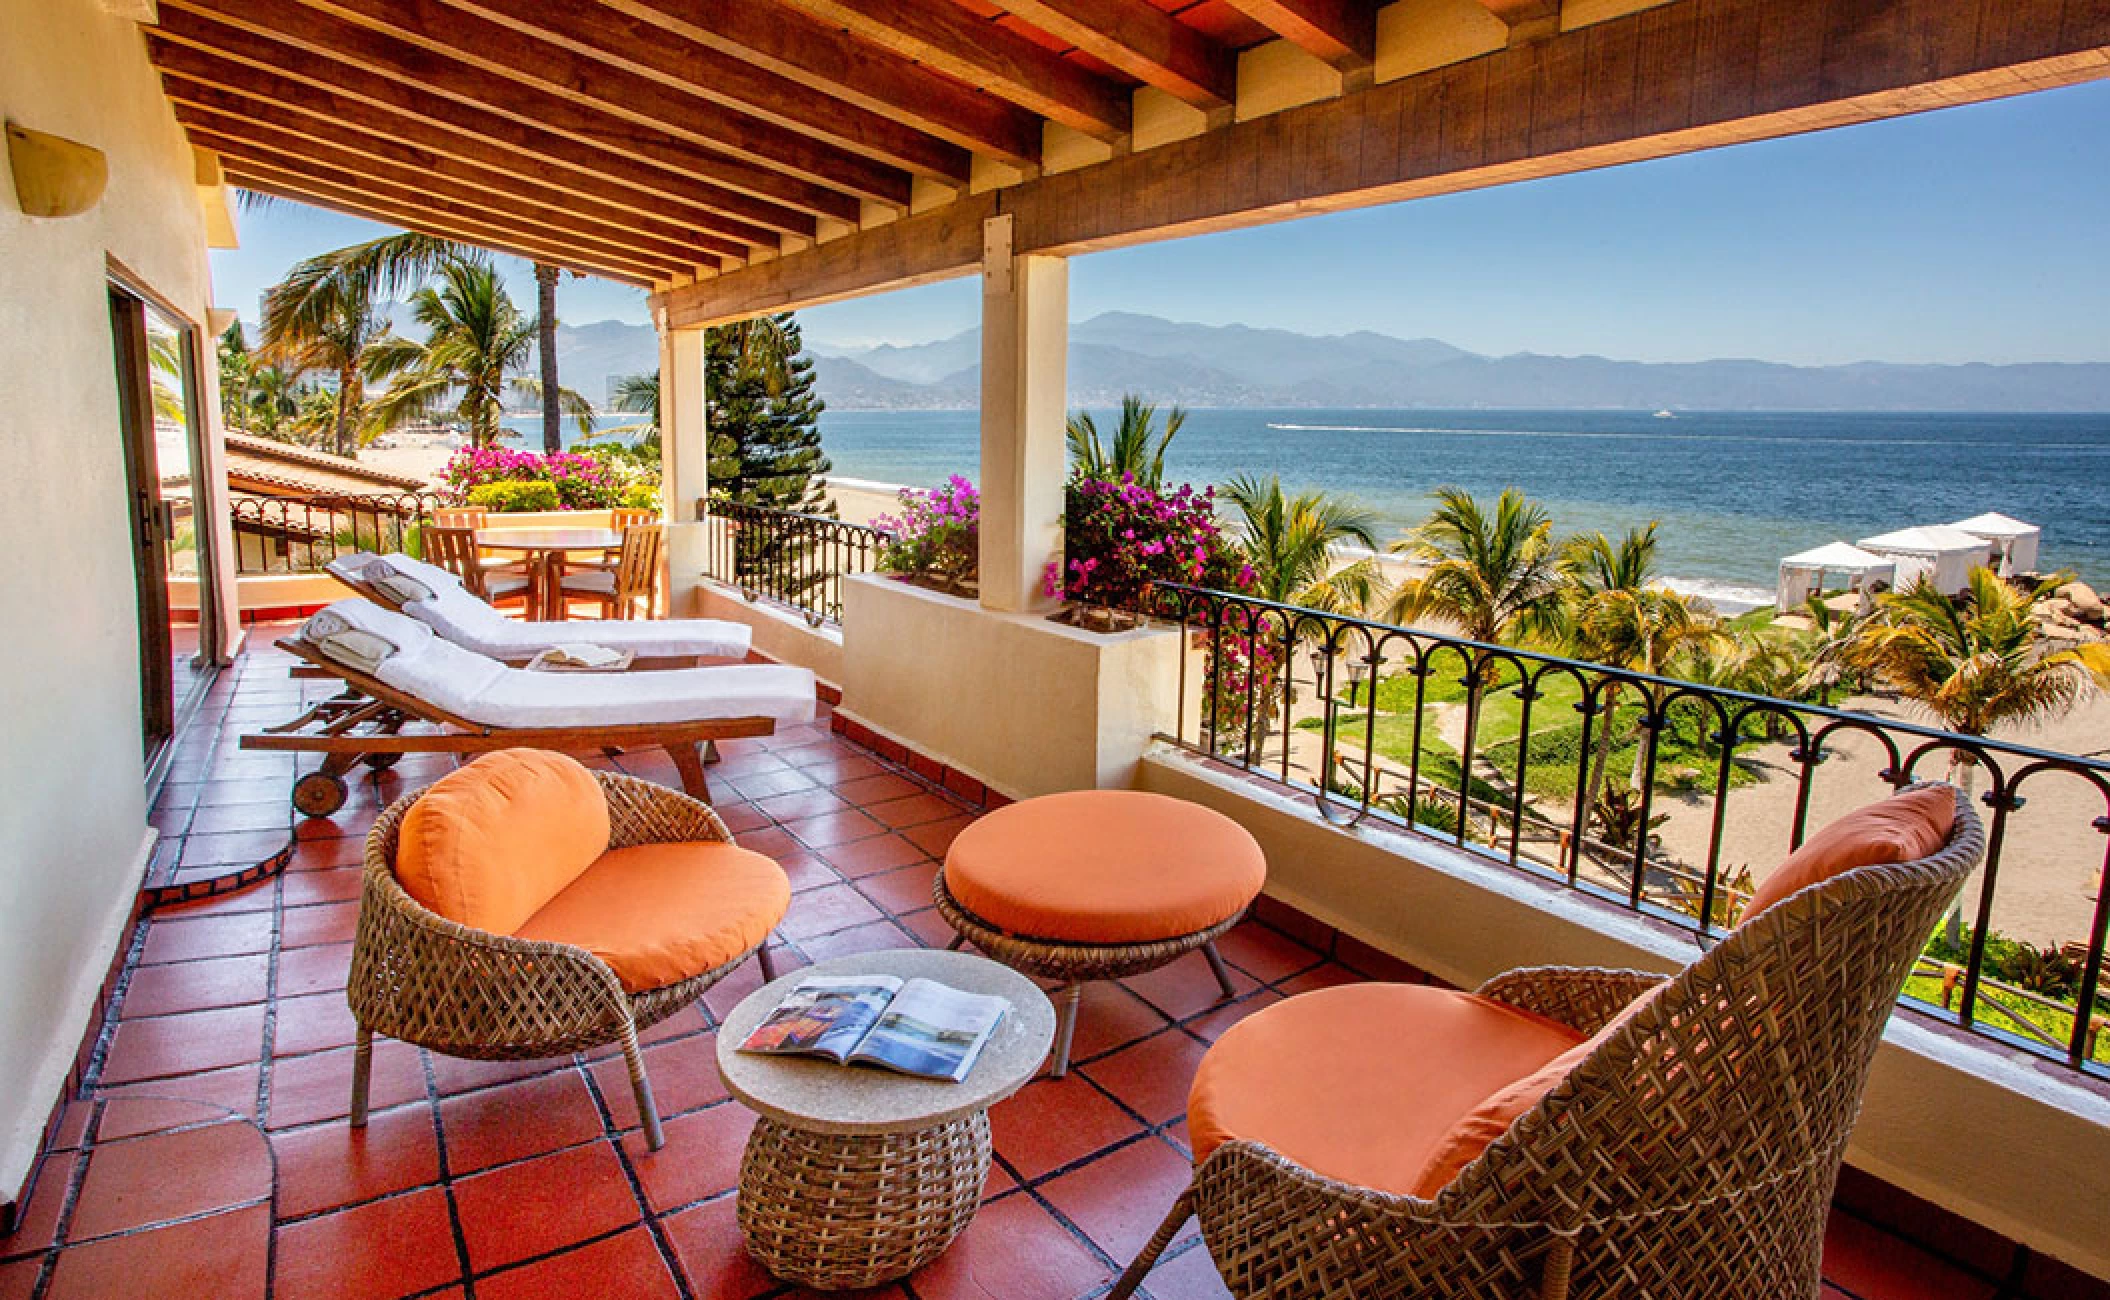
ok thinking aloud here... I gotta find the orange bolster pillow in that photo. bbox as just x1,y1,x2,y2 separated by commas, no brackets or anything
1740,784,1956,922
395,749,612,934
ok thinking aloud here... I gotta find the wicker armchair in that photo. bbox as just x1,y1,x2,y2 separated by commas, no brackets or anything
1112,784,1985,1300
349,770,779,1149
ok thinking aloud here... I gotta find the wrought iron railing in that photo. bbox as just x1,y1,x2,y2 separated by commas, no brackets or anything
1151,581,2110,1081
230,492,447,574
700,497,888,627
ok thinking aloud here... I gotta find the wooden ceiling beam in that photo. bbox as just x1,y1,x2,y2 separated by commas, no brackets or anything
607,0,1043,167
213,146,695,282
148,36,808,242
1219,0,1375,71
153,0,870,222
441,0,969,183
1474,0,1561,43
220,168,666,287
161,73,775,252
777,0,1132,141
177,110,730,270
993,0,1235,108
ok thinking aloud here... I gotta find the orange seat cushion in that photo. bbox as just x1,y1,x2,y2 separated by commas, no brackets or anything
513,842,790,993
943,790,1266,944
1741,785,1956,921
395,750,610,934
1410,985,1662,1197
1188,984,1583,1196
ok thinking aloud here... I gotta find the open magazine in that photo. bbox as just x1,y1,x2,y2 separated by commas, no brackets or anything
737,975,1011,1082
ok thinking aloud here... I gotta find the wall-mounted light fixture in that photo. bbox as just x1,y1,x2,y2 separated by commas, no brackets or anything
7,122,109,219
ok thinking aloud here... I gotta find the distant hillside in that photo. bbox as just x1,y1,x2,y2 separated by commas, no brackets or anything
547,313,2110,413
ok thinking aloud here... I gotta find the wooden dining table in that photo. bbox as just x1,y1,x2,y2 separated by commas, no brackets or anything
474,526,621,621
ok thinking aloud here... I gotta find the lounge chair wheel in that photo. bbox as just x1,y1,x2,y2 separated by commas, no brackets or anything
293,771,350,818
363,752,403,771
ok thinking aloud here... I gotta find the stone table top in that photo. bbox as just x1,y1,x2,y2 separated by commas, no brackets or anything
715,948,1056,1136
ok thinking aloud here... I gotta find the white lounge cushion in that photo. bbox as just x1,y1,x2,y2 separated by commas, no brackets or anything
560,570,617,596
364,552,753,661
300,600,436,674
371,632,816,730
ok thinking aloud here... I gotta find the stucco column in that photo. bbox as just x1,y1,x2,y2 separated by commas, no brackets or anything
977,214,1068,613
658,317,710,615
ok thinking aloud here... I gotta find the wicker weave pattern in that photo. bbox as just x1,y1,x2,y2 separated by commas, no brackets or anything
350,770,773,1146
1120,783,1984,1300
932,873,1240,983
737,1112,992,1290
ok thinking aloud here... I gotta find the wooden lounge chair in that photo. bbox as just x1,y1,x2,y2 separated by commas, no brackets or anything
245,600,814,817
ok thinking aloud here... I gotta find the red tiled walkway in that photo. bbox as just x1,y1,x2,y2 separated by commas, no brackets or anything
0,634,2085,1299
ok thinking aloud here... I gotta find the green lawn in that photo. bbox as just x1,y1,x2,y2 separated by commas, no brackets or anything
1902,973,2110,1067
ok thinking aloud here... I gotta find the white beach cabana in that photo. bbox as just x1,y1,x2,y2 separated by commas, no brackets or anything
1856,526,1996,595
1776,542,1897,612
1949,511,2042,576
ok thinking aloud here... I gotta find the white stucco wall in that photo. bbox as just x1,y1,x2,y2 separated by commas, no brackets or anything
0,0,231,1199
1137,749,2110,1283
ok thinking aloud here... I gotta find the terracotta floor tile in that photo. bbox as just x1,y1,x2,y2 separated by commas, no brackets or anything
863,793,965,830
754,787,854,822
282,900,359,949
900,815,974,858
778,883,886,940
1138,1240,1233,1299
138,912,274,965
179,829,293,868
725,767,818,800
1060,983,1174,1061
0,1257,41,1300
702,960,770,1022
1213,922,1324,985
1038,1138,1199,1263
715,801,770,834
280,865,364,907
789,753,890,783
289,836,367,870
68,1119,271,1240
587,1032,730,1131
660,1197,778,1300
274,1186,461,1300
833,773,923,807
45,1203,268,1300
273,990,361,1057
622,1103,754,1213
782,809,888,850
1274,961,1364,997
855,861,940,915
4,1150,77,1253
294,810,377,841
439,1071,605,1174
818,834,929,879
895,906,958,950
776,850,845,892
904,1192,1109,1300
269,1039,425,1130
272,1105,442,1219
796,921,917,963
1182,990,1282,1043
452,1143,643,1273
120,953,270,1018
476,1227,681,1300
184,802,290,836
100,1003,266,1084
1080,1031,1209,1125
278,942,353,998
731,825,799,860
93,1090,254,1143
194,780,287,807
428,1053,568,1097
1121,955,1258,1021
990,1074,1146,1182
1821,1210,1999,1300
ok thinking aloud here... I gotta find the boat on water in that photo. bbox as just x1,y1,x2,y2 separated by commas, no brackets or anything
1653,409,1677,419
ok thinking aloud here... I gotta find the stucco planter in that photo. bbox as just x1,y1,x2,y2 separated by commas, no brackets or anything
837,574,1183,799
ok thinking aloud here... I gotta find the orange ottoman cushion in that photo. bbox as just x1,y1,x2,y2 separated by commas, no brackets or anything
513,842,790,993
1188,984,1583,1196
1741,785,1956,921
943,790,1265,944
395,750,610,934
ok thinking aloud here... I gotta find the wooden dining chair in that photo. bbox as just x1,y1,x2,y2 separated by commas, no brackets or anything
427,508,534,592
431,507,486,529
560,525,662,620
575,507,659,574
426,525,533,610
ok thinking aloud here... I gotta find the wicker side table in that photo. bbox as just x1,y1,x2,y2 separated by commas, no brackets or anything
715,948,1057,1290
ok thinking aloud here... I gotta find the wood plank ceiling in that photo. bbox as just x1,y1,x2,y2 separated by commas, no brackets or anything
146,0,1379,287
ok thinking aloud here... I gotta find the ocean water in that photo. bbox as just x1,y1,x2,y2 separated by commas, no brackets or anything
806,408,2110,603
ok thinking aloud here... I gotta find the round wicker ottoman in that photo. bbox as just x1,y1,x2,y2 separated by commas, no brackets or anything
716,948,1055,1291
934,789,1267,1076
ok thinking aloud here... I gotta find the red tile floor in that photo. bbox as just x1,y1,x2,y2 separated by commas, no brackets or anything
0,632,2086,1299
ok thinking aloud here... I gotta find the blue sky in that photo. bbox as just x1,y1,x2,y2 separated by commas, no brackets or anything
210,79,2110,367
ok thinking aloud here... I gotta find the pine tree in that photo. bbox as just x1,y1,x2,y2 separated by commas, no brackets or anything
705,313,833,515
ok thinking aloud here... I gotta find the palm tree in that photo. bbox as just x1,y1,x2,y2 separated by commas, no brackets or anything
366,260,592,448
533,262,564,453
1218,474,1383,613
1066,395,1185,488
259,232,464,456
609,370,661,451
1849,568,2110,938
216,321,254,432
245,363,311,442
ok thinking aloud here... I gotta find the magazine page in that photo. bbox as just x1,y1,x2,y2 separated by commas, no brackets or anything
847,977,1012,1082
738,975,903,1063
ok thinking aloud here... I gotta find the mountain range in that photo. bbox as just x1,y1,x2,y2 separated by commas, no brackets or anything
551,311,2110,413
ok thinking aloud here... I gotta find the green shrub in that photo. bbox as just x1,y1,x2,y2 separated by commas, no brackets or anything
620,483,661,512
468,480,560,513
